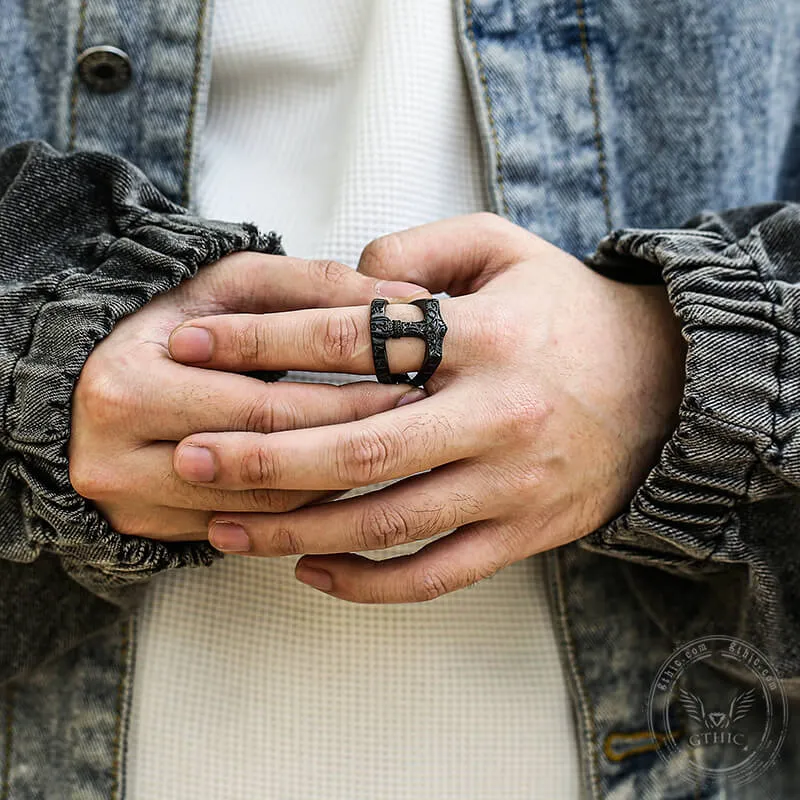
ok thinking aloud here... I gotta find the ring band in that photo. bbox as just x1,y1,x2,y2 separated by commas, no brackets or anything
370,298,448,387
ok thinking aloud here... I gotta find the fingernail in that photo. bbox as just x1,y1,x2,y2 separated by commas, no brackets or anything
175,445,216,482
209,522,251,553
396,388,427,407
169,326,213,363
375,280,430,303
296,564,333,591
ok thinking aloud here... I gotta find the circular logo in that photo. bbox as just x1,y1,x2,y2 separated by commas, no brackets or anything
646,635,789,785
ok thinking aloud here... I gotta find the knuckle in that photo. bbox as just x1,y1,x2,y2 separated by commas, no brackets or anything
320,313,361,363
237,396,306,434
236,397,278,433
358,504,411,551
237,398,276,433
472,211,507,232
488,460,545,498
263,491,307,512
512,464,546,496
74,357,131,428
239,446,277,487
405,412,454,453
260,490,307,513
471,212,526,244
415,507,447,539
477,303,524,353
199,253,251,310
231,322,266,365
270,526,304,555
232,489,282,512
337,427,396,485
416,569,452,602
310,259,349,287
69,456,114,500
414,558,504,602
448,491,483,520
358,233,404,278
468,556,507,585
499,390,550,435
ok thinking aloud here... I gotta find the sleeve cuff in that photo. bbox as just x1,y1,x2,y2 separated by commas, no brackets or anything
0,142,284,600
581,206,800,568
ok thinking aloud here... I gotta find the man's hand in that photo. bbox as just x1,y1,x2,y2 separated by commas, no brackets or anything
167,214,686,599
69,253,426,541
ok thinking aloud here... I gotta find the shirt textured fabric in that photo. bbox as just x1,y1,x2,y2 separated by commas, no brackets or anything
126,1,579,797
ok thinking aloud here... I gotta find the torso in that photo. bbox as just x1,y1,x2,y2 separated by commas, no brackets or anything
126,1,578,797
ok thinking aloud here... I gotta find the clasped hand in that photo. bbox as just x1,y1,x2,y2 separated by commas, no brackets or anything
71,214,685,602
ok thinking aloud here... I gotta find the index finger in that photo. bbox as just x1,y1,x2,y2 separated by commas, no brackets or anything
168,300,464,377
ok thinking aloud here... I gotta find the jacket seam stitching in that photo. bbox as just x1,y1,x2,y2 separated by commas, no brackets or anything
683,241,771,559
733,238,782,461
767,270,783,462
67,0,89,151
553,550,602,799
180,0,210,208
463,0,510,218
575,0,613,233
110,617,132,800
117,612,138,798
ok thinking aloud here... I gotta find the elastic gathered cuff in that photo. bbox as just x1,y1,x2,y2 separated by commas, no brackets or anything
0,142,283,599
581,205,800,568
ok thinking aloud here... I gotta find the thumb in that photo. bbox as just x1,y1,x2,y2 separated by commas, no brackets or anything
191,252,428,313
357,213,530,296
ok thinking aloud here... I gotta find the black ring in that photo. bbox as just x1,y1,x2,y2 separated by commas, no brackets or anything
370,298,447,387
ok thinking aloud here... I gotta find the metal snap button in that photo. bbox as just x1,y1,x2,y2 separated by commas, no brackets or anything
77,45,132,93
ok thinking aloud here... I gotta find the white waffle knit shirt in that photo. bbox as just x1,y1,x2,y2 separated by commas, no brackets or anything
126,1,580,798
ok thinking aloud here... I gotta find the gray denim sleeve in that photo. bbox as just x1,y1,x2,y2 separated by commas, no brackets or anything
0,141,283,681
581,202,800,673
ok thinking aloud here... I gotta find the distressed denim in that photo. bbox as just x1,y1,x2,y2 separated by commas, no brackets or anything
1,1,800,798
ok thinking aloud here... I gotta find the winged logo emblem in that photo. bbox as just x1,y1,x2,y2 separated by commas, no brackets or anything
679,688,756,729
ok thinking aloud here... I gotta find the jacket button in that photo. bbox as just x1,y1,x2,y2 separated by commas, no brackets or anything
77,45,132,93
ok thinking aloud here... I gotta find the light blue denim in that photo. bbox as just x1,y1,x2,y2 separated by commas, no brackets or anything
1,1,800,797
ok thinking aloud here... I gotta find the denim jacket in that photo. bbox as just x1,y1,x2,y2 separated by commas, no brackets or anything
1,1,800,798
